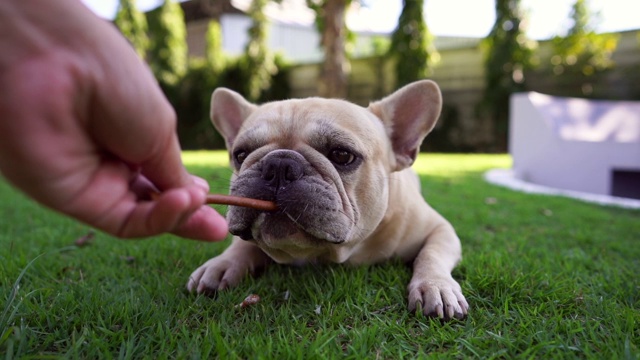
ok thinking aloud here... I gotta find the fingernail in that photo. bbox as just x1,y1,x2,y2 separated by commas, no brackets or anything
192,176,210,192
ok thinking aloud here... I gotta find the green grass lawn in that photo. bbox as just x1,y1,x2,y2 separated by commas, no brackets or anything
1,152,638,359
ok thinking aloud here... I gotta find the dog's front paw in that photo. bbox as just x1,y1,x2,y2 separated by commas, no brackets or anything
407,275,469,320
186,256,250,294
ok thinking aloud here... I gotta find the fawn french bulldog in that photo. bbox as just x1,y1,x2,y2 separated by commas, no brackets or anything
187,80,468,320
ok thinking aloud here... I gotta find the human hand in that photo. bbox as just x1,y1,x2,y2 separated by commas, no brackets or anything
0,0,228,241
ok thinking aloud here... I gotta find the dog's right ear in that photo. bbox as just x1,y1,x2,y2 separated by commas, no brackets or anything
367,80,442,171
210,88,257,149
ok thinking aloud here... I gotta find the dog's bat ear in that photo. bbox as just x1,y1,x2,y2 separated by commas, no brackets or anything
210,88,257,149
367,80,442,171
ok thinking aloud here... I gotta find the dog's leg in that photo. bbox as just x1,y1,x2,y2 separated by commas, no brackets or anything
407,221,469,320
187,238,272,294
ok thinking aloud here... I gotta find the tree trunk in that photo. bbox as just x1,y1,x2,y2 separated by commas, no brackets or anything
196,0,233,20
319,0,348,98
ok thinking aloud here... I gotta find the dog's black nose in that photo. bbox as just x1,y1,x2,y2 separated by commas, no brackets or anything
261,157,303,189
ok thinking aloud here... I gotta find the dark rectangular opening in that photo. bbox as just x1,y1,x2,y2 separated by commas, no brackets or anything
611,169,640,200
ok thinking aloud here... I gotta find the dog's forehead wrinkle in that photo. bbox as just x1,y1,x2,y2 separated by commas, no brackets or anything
234,125,266,149
241,104,312,148
307,120,358,150
248,99,388,155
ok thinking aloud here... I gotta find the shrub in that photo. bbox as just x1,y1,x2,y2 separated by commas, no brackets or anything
171,55,292,150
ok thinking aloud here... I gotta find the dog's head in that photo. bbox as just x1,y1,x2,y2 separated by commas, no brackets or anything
210,80,442,263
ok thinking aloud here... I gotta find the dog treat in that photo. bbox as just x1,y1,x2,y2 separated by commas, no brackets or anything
205,194,277,211
149,191,277,211
235,294,261,308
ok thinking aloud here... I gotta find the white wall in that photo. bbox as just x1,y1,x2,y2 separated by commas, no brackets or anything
510,92,640,196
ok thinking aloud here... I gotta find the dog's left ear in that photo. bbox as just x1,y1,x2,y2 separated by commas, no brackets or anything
368,80,442,171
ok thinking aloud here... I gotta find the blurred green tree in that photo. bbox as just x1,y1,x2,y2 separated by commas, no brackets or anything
147,0,188,87
114,0,150,59
549,0,618,96
388,0,438,89
479,0,537,151
240,0,277,102
205,19,225,79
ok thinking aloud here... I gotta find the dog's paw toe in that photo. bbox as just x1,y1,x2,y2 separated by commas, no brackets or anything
407,276,468,320
186,257,247,295
186,266,205,293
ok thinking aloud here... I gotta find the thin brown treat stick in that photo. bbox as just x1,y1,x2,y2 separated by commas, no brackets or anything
205,194,277,211
149,191,277,211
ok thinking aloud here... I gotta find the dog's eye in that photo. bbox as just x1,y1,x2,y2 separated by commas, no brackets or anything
233,150,248,166
328,148,355,166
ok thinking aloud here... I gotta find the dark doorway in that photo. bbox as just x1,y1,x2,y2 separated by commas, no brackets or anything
611,169,640,199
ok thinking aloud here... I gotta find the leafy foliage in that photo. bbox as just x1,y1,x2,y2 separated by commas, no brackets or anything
306,0,325,35
388,0,438,89
147,0,188,86
549,0,619,96
113,0,150,59
479,0,537,150
153,1,290,150
205,19,225,78
173,58,222,149
240,0,277,102
306,0,355,53
174,55,292,150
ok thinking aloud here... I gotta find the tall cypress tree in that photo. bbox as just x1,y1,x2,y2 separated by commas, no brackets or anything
205,20,225,78
480,0,536,150
114,0,150,59
241,0,275,101
389,0,438,89
550,0,618,96
147,0,188,87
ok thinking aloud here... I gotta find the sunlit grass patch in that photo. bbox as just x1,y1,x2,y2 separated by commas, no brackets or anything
182,150,229,167
413,153,511,177
1,153,637,359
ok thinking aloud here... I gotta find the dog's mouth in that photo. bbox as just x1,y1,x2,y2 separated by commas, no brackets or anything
230,210,346,246
226,150,354,248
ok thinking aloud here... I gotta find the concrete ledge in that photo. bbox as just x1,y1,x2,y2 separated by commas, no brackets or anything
509,92,640,198
484,168,640,210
